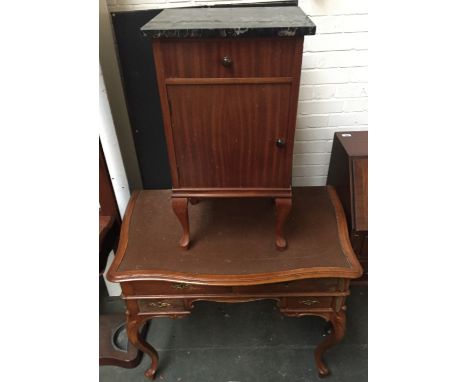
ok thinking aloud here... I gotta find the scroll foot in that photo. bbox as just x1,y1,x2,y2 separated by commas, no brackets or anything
171,197,190,249
274,197,292,251
127,319,159,380
314,310,346,377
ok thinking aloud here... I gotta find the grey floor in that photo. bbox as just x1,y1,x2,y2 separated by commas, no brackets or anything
100,286,367,382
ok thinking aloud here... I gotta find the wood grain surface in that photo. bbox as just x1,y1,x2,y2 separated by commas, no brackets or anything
351,158,368,231
326,131,368,280
107,186,362,285
168,82,292,188
156,37,298,78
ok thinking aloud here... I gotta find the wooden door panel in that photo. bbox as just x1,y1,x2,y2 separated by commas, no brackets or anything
351,158,368,231
167,83,292,188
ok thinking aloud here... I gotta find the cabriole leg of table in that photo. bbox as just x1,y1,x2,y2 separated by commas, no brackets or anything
274,197,292,251
314,309,346,378
171,197,190,249
126,316,159,380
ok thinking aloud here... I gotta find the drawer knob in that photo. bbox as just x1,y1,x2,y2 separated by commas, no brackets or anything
276,138,286,148
221,56,232,67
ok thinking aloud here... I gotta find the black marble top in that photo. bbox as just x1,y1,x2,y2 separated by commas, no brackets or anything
141,6,316,38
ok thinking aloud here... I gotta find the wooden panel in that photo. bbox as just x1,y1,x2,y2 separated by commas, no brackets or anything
130,281,232,296
326,137,351,226
336,131,368,157
361,234,368,258
327,132,367,282
167,82,292,188
157,37,298,78
351,158,368,231
359,259,368,278
233,278,342,294
350,232,364,256
327,132,368,233
129,279,344,298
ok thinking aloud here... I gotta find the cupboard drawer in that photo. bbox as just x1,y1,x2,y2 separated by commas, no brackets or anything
130,281,232,296
156,37,299,78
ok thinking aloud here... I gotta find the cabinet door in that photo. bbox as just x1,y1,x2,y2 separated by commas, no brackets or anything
167,83,292,188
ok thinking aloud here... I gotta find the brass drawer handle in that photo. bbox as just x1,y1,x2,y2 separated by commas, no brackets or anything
221,56,232,67
300,299,320,306
171,283,191,290
148,301,171,308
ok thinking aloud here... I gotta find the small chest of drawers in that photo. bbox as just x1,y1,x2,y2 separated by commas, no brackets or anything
327,131,368,280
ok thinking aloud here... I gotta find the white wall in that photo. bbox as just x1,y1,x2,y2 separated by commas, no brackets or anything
294,0,368,186
105,0,368,187
100,67,131,217
100,66,129,296
100,0,143,191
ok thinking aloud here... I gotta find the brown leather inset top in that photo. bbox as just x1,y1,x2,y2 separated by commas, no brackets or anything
108,187,362,285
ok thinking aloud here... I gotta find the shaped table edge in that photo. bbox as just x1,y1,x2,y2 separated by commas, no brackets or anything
106,186,363,286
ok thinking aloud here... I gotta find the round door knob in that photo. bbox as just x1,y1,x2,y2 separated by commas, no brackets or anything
276,138,286,148
222,56,232,67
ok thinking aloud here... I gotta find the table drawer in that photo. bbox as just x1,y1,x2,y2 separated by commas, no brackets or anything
233,278,342,295
137,298,189,314
157,37,299,78
129,281,232,296
282,296,334,310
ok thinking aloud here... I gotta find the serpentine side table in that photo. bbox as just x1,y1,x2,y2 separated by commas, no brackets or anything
107,186,362,379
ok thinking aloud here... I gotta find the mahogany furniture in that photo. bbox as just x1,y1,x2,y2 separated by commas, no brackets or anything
100,140,146,368
107,186,362,379
327,131,368,281
142,7,316,250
